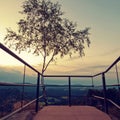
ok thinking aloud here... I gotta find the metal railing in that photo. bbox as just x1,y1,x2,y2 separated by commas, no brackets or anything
93,95,120,110
0,43,45,119
43,56,120,120
44,56,120,112
92,56,120,113
0,43,120,119
43,75,93,106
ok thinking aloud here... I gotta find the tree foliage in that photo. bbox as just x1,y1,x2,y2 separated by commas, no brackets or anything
4,0,90,74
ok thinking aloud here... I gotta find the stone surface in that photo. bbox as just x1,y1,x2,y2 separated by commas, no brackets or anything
33,106,111,120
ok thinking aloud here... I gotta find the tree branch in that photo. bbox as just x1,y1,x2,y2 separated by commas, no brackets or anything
43,51,56,72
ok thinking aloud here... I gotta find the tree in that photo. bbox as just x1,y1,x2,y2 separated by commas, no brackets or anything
4,0,90,76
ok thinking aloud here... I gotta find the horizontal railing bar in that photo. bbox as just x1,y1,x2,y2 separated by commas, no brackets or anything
45,85,94,87
1,82,119,88
93,95,104,100
46,95,88,97
104,56,120,73
0,84,93,87
105,84,120,87
93,72,103,77
108,99,120,109
93,95,120,110
93,56,120,77
0,43,41,75
0,95,43,120
44,75,93,77
0,82,43,87
93,84,120,87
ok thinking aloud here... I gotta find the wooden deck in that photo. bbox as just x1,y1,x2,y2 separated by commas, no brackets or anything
33,106,111,120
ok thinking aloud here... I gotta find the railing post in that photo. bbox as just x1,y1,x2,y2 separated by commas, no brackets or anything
115,64,120,91
92,77,94,87
68,76,71,106
102,73,108,113
21,65,26,107
42,76,48,106
36,73,40,112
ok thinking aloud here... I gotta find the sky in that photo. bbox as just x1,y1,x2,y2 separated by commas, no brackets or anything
0,0,120,77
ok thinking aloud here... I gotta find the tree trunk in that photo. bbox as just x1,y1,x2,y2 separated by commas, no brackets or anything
41,71,48,106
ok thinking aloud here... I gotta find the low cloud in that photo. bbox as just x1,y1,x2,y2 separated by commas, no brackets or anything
0,66,37,83
87,65,108,69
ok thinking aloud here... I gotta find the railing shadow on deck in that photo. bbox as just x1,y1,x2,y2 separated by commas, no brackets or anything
0,43,120,120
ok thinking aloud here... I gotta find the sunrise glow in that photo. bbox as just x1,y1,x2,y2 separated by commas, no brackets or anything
0,0,120,75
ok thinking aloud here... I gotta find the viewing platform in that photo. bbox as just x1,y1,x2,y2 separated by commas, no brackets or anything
33,106,111,120
0,43,119,120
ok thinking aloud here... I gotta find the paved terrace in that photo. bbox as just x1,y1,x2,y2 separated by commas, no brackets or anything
33,106,111,120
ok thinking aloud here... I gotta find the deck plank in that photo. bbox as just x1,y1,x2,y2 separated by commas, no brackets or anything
33,106,111,120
